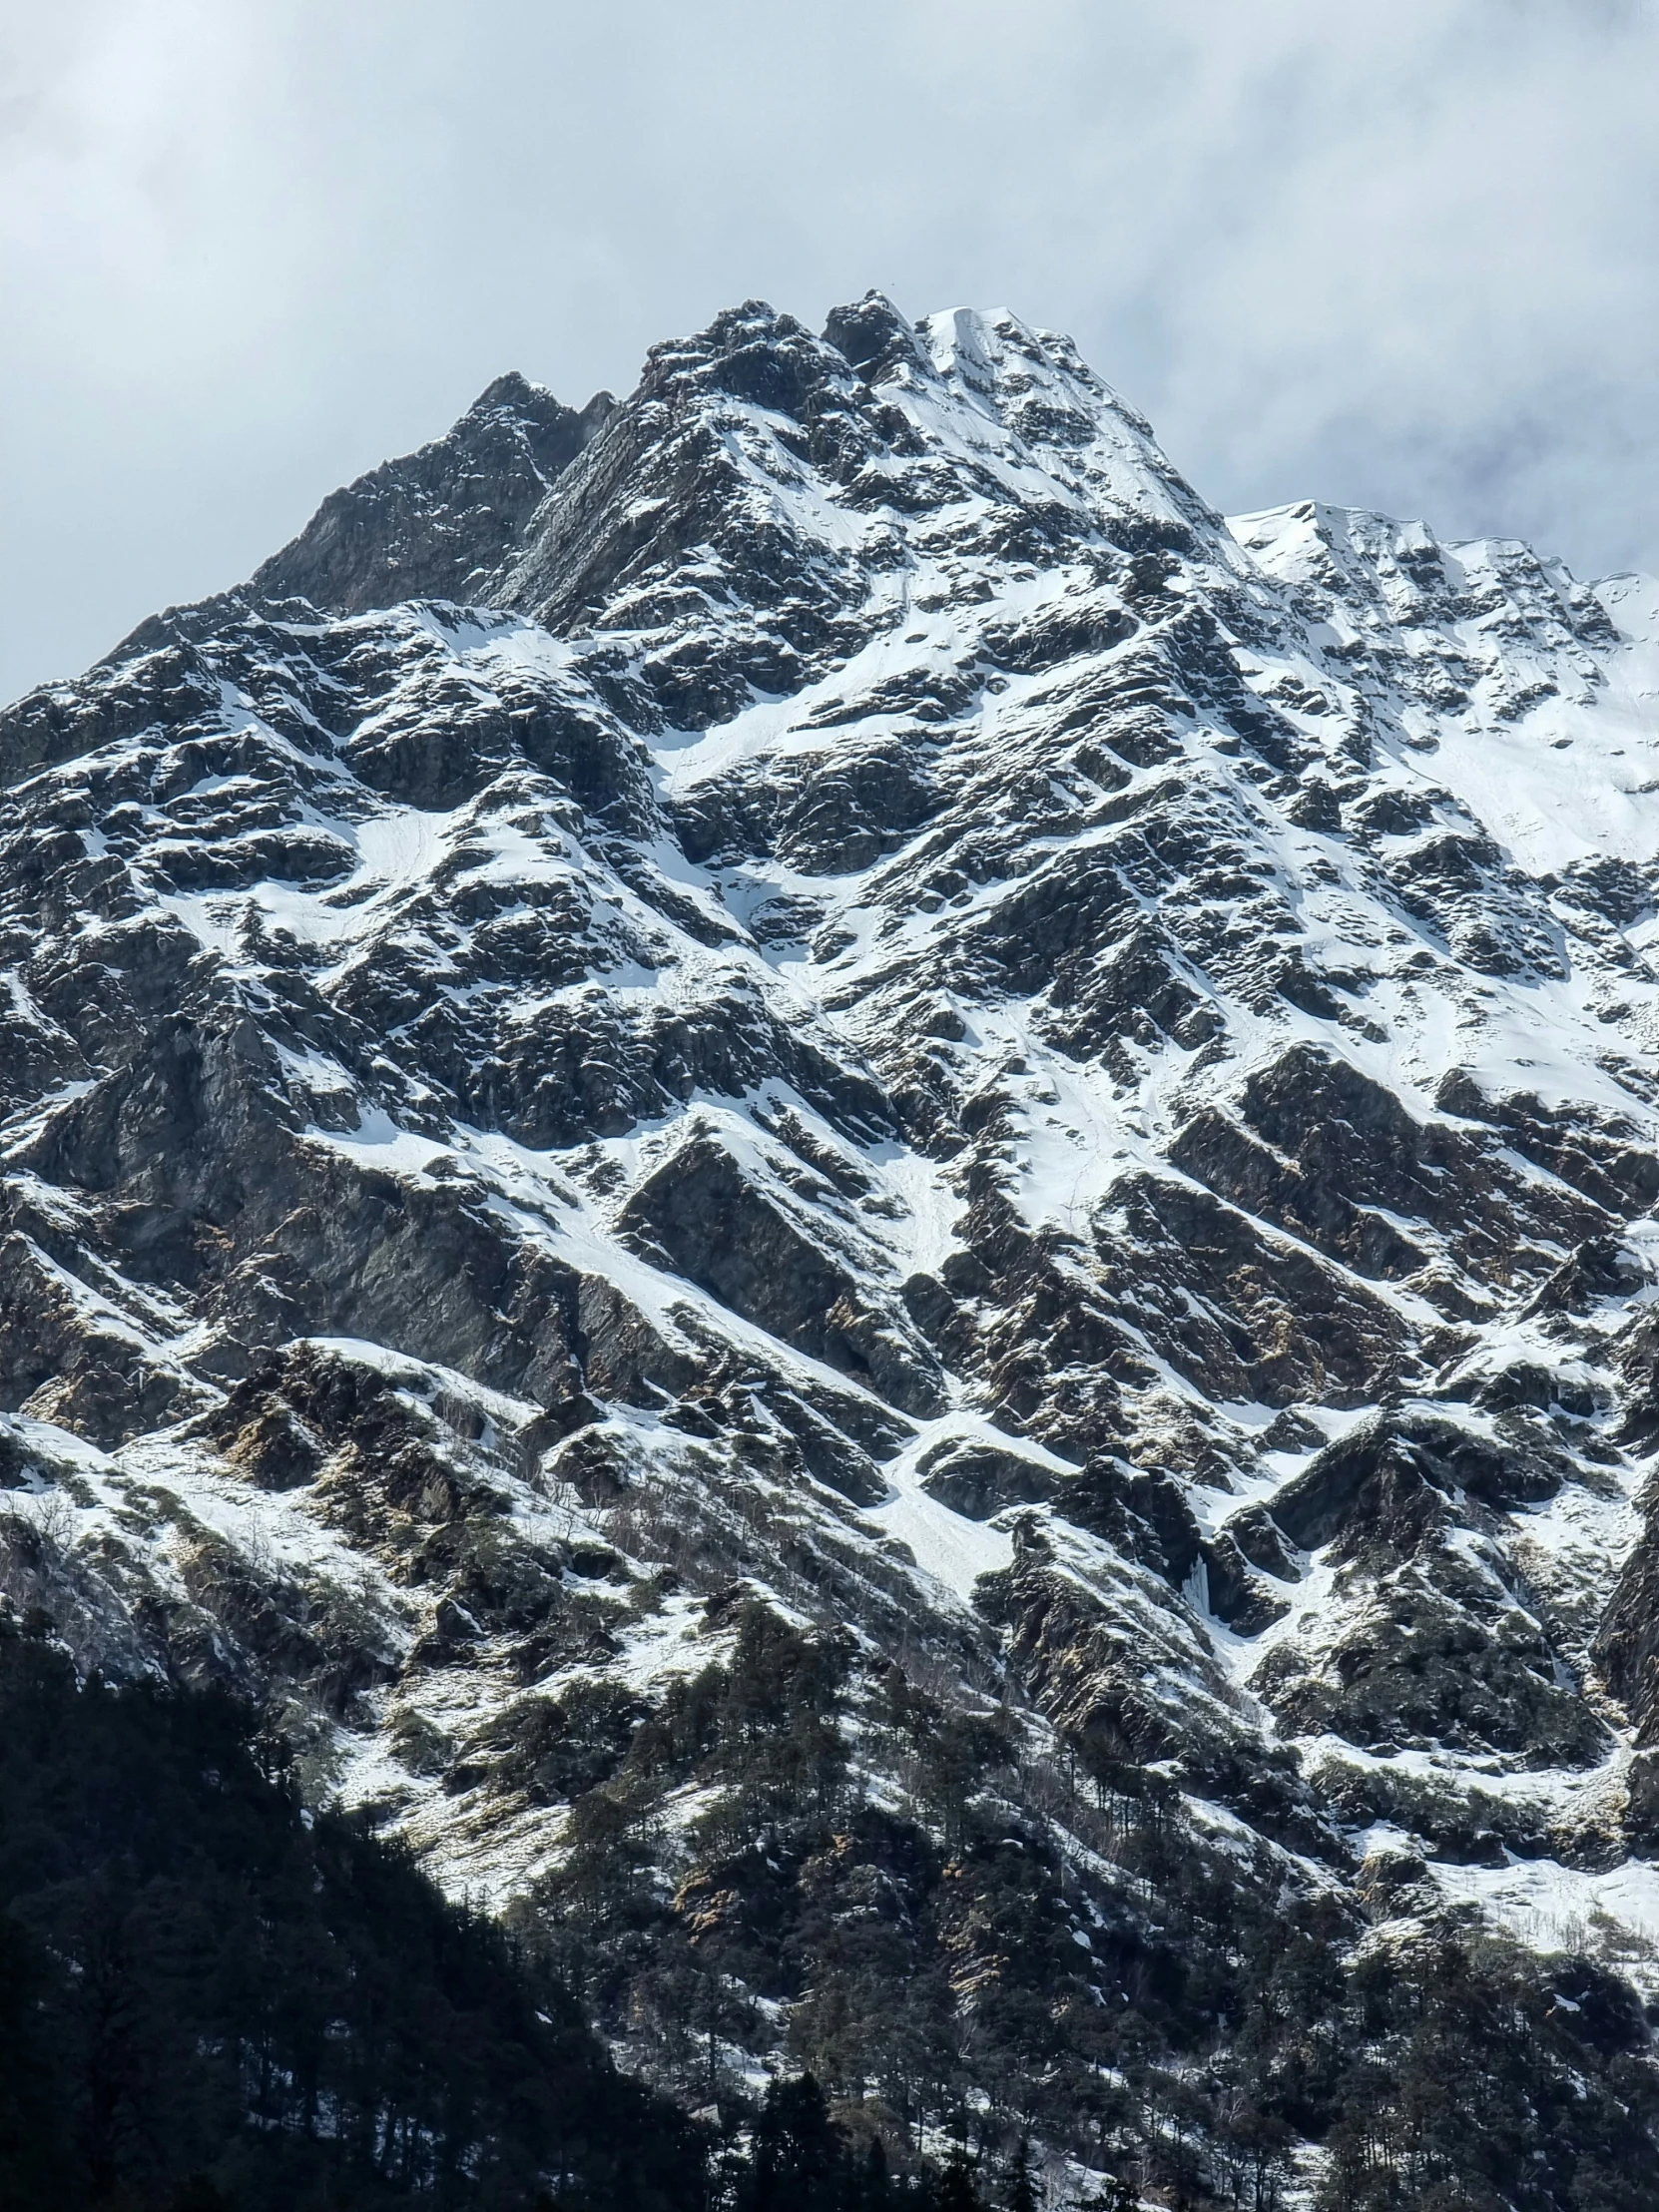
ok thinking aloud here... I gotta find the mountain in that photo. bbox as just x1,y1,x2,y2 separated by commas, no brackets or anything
0,1621,707,2211
6,292,1659,2206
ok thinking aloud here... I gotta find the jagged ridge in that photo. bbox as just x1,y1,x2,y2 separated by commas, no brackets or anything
6,291,1659,2200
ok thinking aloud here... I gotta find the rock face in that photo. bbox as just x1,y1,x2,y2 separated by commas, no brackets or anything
250,373,615,616
7,292,1659,2172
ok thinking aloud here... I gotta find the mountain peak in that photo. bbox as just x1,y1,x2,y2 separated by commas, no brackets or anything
6,291,1659,2202
822,289,926,380
244,370,614,618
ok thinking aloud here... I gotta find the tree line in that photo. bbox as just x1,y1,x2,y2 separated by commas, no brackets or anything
4,1598,1657,2210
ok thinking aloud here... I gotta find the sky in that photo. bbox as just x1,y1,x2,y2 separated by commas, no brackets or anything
4,0,1658,705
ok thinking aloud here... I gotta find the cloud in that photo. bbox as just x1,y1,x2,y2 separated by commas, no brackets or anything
4,0,1657,700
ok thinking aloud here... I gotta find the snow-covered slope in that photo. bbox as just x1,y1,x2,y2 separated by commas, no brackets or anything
7,293,1659,2132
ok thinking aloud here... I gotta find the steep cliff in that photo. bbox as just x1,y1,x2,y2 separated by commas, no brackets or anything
6,294,1659,2202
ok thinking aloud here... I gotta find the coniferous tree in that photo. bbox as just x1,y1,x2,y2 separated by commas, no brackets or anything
1004,2138,1038,2212
931,2146,985,2212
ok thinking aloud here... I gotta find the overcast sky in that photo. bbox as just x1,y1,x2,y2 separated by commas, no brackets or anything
5,0,1658,705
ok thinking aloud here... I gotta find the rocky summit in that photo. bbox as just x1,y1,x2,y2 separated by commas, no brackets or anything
7,294,1659,2204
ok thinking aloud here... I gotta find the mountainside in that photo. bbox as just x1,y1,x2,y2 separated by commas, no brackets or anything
0,1623,705,2212
7,292,1659,2204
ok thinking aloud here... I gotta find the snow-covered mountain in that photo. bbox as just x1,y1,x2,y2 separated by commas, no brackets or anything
7,293,1659,2193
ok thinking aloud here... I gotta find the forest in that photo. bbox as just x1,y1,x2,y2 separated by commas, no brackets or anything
3,1603,1658,2210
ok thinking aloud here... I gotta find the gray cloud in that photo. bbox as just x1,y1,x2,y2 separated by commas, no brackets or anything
5,0,1658,702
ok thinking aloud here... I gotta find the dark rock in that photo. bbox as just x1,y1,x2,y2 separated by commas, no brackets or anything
1269,1408,1565,1561
915,1437,1060,1520
1257,1554,1608,1766
1225,1503,1303,1581
1437,1069,1659,1215
248,374,613,616
1068,1457,1203,1588
1524,1234,1648,1320
823,292,926,381
1200,1533,1291,1633
616,1134,944,1417
1595,1514,1659,1745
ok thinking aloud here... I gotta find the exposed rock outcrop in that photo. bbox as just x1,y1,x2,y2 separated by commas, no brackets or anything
5,291,1659,2146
